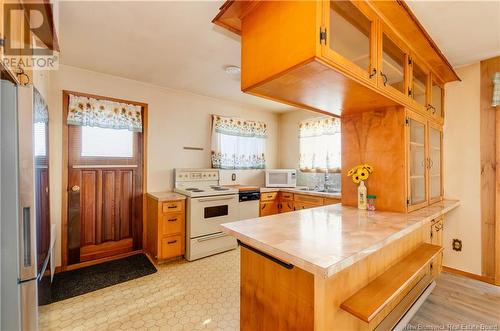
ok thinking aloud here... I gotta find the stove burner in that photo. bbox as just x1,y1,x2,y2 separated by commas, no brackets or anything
191,189,204,192
212,187,229,191
185,188,199,191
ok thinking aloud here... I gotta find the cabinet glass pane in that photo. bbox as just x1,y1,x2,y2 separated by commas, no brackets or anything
382,34,405,94
409,118,426,205
431,82,443,117
429,127,441,200
329,1,371,73
412,61,428,106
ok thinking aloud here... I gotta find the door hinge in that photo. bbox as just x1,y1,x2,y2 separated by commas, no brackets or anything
408,57,413,65
320,28,327,45
0,38,4,47
405,117,409,125
406,198,410,206
408,88,412,97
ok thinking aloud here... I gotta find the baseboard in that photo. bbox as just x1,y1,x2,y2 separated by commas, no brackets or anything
442,266,496,285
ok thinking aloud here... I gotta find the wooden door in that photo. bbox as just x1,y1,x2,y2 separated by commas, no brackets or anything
321,0,378,86
66,107,144,264
409,54,430,111
430,74,445,121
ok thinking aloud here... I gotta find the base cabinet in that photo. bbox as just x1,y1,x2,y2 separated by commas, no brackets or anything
146,195,186,262
260,191,341,216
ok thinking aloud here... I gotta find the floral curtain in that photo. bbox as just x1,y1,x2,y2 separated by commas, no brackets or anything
493,72,500,107
299,117,341,172
67,94,143,132
33,87,48,123
211,115,267,169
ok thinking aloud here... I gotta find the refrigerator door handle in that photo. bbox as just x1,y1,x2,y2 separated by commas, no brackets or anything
22,207,32,267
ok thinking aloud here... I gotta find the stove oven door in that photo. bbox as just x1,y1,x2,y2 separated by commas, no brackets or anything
188,194,239,238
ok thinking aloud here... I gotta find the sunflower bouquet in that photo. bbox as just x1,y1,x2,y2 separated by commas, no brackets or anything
347,164,373,184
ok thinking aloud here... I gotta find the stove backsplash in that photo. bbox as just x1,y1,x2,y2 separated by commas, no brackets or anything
297,171,342,191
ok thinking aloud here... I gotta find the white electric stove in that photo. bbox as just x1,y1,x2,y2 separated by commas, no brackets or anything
174,169,239,261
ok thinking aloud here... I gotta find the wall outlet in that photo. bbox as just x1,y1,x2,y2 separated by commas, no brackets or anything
452,239,462,252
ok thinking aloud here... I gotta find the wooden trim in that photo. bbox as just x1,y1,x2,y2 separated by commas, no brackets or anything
61,249,144,272
442,266,496,286
60,90,148,269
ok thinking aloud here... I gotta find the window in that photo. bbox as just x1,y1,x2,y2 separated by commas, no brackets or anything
211,115,267,169
34,122,47,157
81,126,133,158
299,117,341,172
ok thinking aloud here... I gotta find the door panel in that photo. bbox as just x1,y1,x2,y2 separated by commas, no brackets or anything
102,170,116,242
81,170,98,246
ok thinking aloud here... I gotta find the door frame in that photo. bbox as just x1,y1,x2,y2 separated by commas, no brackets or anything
61,90,148,271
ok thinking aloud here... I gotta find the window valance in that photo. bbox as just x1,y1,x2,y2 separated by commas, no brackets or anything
33,87,48,123
212,115,267,138
493,72,500,107
67,94,143,132
299,117,340,138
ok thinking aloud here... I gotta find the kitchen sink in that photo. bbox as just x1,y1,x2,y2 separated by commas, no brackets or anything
299,188,341,194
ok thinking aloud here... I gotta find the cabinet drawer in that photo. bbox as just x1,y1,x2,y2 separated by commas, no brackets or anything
280,192,294,201
161,212,184,236
160,235,183,259
162,200,184,213
261,191,278,201
324,198,341,205
294,194,323,205
294,202,317,210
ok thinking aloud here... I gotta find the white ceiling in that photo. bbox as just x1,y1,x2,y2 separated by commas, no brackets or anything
58,1,296,112
58,1,500,112
407,0,500,67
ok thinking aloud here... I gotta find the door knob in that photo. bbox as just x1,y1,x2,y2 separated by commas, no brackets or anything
71,185,80,192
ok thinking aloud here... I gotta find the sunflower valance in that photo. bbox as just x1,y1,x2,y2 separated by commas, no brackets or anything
67,94,143,132
299,117,340,138
212,115,267,138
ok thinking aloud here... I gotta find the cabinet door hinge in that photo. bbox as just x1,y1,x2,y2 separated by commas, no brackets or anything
0,38,4,47
406,198,410,206
408,88,412,97
408,57,413,65
320,28,327,45
405,117,409,125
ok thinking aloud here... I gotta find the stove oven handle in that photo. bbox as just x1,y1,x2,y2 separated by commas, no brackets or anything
197,196,236,202
197,233,229,242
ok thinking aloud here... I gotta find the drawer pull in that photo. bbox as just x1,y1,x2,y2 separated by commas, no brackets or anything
168,218,177,222
167,240,177,244
167,205,176,209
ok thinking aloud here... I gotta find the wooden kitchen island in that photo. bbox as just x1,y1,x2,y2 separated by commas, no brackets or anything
221,200,459,331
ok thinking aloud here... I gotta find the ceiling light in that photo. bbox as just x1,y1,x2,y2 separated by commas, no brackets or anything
224,65,241,75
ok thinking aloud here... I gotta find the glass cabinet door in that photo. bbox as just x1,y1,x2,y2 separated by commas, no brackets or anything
431,79,444,119
408,116,427,207
380,32,407,96
428,125,442,202
325,1,376,82
411,59,429,107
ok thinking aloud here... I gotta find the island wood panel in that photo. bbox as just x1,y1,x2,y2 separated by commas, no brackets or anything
340,244,442,324
240,246,314,331
341,107,407,212
480,56,500,281
314,225,428,330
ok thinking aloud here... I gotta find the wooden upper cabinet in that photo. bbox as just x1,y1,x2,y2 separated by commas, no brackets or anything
322,1,378,86
430,74,445,121
213,0,459,116
378,25,410,102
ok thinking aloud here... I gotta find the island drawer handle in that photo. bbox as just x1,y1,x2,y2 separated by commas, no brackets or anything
237,240,294,270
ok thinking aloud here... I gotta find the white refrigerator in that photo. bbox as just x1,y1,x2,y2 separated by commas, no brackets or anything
1,78,39,330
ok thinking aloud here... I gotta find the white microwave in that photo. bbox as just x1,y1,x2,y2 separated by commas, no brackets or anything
265,169,297,188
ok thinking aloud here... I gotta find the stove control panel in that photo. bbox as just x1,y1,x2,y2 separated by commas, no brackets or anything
175,169,219,182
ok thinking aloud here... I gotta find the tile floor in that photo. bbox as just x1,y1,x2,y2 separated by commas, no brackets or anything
39,249,240,331
40,248,500,331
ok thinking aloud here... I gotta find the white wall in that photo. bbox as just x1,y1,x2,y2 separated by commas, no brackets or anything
277,109,317,169
46,64,280,267
443,63,482,275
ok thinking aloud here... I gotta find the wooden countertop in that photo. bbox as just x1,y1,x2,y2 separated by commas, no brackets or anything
147,192,186,202
221,200,460,278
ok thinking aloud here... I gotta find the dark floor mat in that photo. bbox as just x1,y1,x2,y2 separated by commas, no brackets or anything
39,253,157,305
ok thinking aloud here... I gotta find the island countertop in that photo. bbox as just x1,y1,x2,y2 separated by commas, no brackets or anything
221,199,460,278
